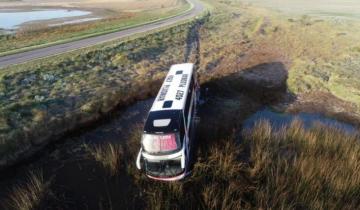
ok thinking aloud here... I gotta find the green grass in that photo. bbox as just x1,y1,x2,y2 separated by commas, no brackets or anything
245,17,264,38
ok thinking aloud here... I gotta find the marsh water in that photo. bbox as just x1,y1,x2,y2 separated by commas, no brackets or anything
243,107,358,133
0,9,91,29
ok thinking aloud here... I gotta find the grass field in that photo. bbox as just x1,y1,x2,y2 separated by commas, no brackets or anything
4,111,359,209
0,0,189,54
197,0,360,118
1,0,360,170
0,13,209,167
1,0,360,208
240,0,360,20
122,118,360,209
0,0,183,11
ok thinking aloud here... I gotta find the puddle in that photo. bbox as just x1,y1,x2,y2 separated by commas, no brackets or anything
243,107,358,134
0,9,92,29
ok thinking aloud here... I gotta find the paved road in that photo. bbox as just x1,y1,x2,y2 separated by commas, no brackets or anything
0,0,204,69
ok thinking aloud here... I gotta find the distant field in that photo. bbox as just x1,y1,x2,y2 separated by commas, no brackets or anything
240,0,360,19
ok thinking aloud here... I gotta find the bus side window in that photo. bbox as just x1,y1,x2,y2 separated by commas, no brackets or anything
179,115,185,140
184,77,194,124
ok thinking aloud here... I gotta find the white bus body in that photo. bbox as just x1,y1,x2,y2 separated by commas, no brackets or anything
136,63,199,181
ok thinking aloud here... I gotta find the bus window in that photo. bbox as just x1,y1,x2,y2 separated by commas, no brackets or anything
188,99,196,135
184,78,194,124
179,115,185,140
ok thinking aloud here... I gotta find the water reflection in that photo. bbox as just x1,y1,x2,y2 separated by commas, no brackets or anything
0,9,91,29
243,107,358,134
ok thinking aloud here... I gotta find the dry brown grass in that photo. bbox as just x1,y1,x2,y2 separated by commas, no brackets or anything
193,139,252,210
198,0,360,115
126,125,252,209
244,119,360,209
6,170,48,210
124,114,360,209
86,143,123,176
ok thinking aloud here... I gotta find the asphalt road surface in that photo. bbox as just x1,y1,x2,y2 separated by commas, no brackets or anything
0,0,204,69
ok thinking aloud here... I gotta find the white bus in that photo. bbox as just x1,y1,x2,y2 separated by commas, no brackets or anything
136,63,200,181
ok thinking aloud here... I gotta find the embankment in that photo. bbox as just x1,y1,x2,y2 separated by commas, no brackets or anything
0,13,209,169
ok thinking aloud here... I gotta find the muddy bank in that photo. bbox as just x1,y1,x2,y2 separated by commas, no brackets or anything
285,92,360,128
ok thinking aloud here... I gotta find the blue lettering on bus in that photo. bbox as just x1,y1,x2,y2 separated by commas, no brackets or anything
158,85,170,101
179,74,188,88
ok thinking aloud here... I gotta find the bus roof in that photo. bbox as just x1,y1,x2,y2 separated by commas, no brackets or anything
144,110,182,133
150,63,194,112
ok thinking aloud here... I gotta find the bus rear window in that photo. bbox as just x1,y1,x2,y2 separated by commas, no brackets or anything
142,133,180,154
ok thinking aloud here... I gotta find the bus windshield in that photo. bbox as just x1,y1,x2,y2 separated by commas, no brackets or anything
142,133,181,154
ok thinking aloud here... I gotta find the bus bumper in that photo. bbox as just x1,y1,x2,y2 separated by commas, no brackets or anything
146,171,188,181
